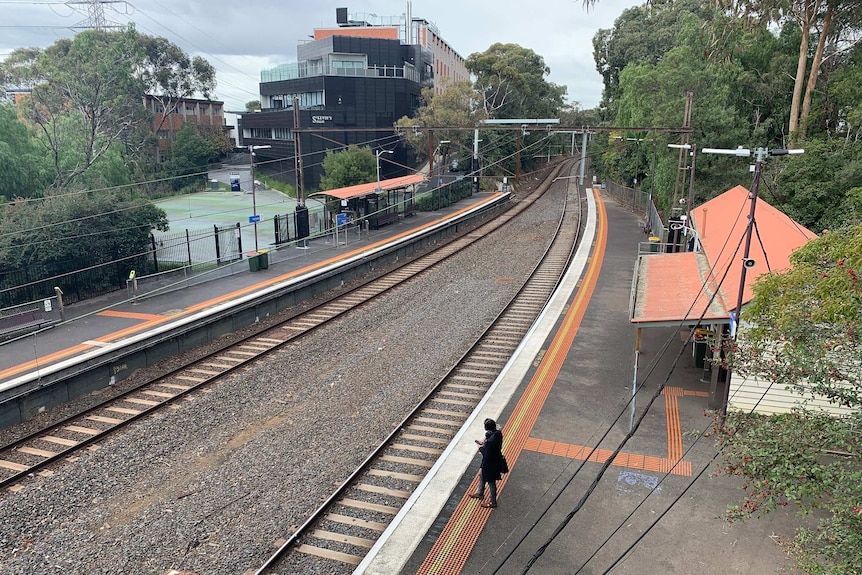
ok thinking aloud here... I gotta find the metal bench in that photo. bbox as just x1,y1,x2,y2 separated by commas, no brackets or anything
0,309,52,338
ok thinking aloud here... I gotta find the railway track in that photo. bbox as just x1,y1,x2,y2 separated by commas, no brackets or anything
252,165,586,574
0,160,575,495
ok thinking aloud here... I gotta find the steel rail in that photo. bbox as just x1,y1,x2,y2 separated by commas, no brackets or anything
0,165,561,493
253,159,584,573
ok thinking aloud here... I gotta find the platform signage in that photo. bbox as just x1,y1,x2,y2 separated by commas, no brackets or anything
249,215,261,223
336,213,349,226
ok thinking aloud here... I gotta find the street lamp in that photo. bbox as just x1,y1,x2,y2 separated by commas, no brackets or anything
248,144,271,252
376,149,393,192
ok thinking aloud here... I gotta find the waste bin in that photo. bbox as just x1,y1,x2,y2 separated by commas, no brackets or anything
258,249,269,269
648,236,661,253
693,328,710,368
247,251,261,272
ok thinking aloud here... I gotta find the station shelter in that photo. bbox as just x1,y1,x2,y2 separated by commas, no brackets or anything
628,185,819,414
309,173,426,230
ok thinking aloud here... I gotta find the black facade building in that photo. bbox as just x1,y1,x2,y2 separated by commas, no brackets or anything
238,32,435,191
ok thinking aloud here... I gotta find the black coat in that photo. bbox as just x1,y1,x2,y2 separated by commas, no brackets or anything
480,429,504,478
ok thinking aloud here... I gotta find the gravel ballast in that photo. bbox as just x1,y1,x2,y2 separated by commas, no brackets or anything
0,181,568,575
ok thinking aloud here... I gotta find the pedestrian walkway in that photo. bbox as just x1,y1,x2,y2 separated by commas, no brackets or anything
360,189,797,575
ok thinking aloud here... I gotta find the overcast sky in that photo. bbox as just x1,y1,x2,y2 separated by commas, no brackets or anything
1,0,642,112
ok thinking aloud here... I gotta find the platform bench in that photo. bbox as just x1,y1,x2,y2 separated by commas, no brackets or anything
0,309,52,338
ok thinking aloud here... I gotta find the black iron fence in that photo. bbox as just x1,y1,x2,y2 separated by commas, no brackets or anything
0,222,245,308
0,252,154,307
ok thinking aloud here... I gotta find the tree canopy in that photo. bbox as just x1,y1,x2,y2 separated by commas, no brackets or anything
721,224,862,574
319,145,377,191
0,27,220,304
466,42,567,120
395,80,487,171
587,3,862,572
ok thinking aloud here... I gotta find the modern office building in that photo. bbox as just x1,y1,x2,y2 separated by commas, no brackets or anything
237,5,467,192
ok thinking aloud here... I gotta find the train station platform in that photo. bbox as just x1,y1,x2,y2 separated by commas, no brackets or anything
358,189,796,575
0,191,505,398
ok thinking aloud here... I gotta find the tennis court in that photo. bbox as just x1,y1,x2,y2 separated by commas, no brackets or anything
154,189,327,263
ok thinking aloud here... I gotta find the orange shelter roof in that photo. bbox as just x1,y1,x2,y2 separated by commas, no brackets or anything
692,185,817,307
631,252,730,325
309,174,426,201
630,185,817,326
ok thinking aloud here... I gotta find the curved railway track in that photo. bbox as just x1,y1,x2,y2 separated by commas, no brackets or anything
253,166,587,574
0,160,576,494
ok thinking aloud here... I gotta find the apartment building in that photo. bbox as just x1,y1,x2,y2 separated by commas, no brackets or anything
238,6,467,191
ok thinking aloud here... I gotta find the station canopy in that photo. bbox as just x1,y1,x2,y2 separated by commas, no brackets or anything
630,185,817,327
309,174,426,201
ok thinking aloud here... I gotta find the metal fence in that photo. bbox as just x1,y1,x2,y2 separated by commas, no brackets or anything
600,181,666,241
273,210,331,246
0,253,153,307
151,224,243,268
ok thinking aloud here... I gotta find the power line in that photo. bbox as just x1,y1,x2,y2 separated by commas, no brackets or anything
513,222,751,573
477,191,752,574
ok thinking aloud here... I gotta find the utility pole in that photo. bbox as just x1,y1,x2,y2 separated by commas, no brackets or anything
473,128,480,194
700,146,804,419
293,97,310,243
579,132,588,187
672,91,694,211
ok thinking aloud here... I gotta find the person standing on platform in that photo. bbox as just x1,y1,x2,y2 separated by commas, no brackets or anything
469,418,504,508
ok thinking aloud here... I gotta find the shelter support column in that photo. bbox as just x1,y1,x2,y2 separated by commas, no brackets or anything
708,328,725,410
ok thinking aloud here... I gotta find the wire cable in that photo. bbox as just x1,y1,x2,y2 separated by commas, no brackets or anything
480,191,752,574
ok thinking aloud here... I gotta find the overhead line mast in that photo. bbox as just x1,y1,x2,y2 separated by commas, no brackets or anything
65,0,127,30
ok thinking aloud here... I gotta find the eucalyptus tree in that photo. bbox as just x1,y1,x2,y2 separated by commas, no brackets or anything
465,43,567,121
138,35,217,144
394,80,487,170
1,27,146,190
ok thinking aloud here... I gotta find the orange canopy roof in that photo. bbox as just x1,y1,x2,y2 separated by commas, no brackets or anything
630,185,817,326
309,174,426,201
692,185,817,309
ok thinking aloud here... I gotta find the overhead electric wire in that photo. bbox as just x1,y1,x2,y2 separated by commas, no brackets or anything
571,241,755,573
479,190,753,574
2,131,556,293
517,226,750,574
123,2,261,100
2,132,404,242
597,368,782,574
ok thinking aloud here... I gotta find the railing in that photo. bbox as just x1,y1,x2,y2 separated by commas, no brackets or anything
0,292,64,341
261,63,419,83
600,181,665,241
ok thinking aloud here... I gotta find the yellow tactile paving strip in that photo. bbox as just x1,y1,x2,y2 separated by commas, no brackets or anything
523,381,704,476
0,195,503,383
416,189,608,575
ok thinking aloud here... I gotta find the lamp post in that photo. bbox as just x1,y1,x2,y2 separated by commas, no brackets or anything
248,144,271,252
376,149,393,192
